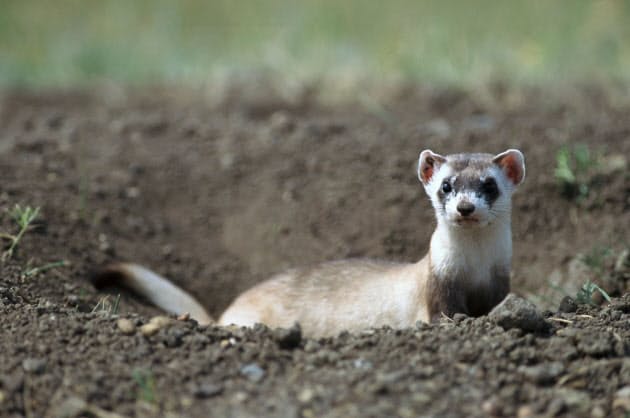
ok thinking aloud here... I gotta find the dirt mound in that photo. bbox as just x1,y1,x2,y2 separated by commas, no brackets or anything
0,85,628,417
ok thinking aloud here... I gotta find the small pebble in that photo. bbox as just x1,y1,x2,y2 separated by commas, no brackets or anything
353,358,373,370
558,296,578,313
219,337,237,348
22,358,46,374
140,322,161,337
140,315,172,336
152,315,173,326
117,318,136,335
591,405,606,418
180,396,194,408
481,398,500,415
298,388,314,403
240,363,265,382
613,386,630,411
233,391,248,403
192,383,223,398
52,396,87,417
517,405,534,418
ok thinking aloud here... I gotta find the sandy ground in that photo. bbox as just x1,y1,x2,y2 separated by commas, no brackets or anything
0,85,628,417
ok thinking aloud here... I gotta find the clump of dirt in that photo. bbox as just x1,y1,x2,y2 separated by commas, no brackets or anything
0,85,628,417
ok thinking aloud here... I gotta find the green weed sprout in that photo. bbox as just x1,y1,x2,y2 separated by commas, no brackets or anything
1,204,40,261
554,144,594,200
575,280,611,306
21,260,69,279
132,368,157,404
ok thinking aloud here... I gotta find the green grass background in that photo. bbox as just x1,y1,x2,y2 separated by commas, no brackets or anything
1,0,629,87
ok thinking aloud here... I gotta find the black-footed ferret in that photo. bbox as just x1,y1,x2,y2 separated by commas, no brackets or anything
94,149,525,338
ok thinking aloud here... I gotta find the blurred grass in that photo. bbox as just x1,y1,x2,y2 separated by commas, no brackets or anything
1,0,630,87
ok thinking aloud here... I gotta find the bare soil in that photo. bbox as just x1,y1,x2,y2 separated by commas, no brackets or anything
0,84,628,417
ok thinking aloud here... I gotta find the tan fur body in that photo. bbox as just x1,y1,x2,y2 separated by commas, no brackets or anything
95,149,525,338
219,257,431,337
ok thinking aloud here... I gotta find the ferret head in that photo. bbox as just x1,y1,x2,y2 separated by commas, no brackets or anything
417,149,525,228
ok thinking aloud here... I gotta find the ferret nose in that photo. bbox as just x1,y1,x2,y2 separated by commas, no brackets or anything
457,201,475,216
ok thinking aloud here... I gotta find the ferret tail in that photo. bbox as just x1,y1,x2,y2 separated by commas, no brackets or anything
91,263,214,325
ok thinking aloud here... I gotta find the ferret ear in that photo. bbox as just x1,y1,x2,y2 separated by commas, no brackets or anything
418,150,446,184
493,149,525,186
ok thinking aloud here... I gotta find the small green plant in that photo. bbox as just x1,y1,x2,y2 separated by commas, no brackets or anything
91,294,121,315
554,144,596,200
575,280,611,306
132,368,157,404
21,260,69,279
1,204,40,261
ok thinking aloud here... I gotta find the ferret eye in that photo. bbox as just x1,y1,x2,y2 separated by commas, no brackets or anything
482,178,498,194
441,180,452,194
